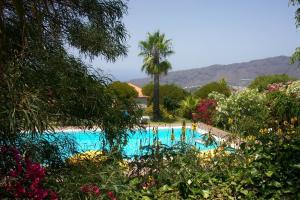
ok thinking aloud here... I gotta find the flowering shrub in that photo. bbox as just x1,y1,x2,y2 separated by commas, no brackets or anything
195,99,217,125
0,146,57,200
287,80,300,97
266,82,285,92
214,89,269,136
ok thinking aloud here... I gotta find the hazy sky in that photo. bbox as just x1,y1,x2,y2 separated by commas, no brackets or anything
82,0,300,81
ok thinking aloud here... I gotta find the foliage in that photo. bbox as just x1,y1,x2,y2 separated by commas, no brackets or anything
248,74,296,92
139,31,174,120
287,80,300,97
178,96,199,119
142,83,189,112
214,89,269,136
50,126,300,199
267,91,300,123
0,0,143,149
144,105,176,122
107,81,138,99
194,79,231,98
194,99,217,125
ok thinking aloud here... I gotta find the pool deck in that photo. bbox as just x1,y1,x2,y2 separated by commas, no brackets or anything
197,122,230,139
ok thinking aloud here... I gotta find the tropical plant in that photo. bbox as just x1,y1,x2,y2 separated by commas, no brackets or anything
194,79,231,98
139,31,174,120
248,74,296,92
178,96,199,119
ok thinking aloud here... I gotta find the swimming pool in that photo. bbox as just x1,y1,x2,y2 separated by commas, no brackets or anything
56,127,216,157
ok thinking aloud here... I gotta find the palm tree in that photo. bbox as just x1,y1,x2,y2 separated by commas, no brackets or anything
139,31,174,121
179,96,199,119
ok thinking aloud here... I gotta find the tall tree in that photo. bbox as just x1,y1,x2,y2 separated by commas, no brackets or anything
0,0,142,147
139,31,174,120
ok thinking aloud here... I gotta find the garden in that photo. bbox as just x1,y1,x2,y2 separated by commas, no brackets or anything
1,1,300,199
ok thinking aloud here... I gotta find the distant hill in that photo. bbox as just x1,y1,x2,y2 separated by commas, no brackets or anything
129,56,300,89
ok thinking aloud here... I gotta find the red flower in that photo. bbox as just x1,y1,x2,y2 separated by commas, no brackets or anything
49,190,58,200
2,146,58,200
107,191,117,200
195,99,217,125
80,184,101,196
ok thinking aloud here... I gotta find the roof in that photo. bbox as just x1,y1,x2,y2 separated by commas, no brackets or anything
127,83,148,98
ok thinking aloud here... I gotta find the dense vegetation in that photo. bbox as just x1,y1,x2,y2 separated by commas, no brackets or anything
248,74,296,92
194,79,231,98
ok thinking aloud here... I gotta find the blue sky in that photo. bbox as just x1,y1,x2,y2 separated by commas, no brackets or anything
84,0,300,81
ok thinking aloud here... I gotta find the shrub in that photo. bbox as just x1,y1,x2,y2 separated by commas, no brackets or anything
287,80,300,97
214,89,269,136
194,99,217,125
249,74,296,92
194,79,231,98
267,91,300,122
144,105,176,122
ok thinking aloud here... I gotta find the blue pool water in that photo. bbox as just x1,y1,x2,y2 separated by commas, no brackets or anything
56,127,216,157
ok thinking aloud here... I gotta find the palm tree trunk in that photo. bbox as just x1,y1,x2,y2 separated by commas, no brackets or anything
153,73,160,121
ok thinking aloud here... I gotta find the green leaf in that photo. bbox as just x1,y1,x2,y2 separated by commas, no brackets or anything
202,190,210,199
159,185,173,192
291,164,300,169
265,170,274,177
142,196,152,200
240,189,249,196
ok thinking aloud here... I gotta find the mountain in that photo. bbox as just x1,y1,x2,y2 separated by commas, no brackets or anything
129,56,300,89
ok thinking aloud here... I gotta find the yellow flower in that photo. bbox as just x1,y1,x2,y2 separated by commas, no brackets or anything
277,128,283,135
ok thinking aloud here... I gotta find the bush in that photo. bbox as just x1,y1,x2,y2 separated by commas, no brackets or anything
214,89,269,136
194,99,217,125
194,79,231,98
287,80,300,97
249,74,296,92
267,91,300,122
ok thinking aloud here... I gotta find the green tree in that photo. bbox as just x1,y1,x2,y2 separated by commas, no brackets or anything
142,83,189,112
139,31,174,121
248,74,296,92
0,0,142,147
194,79,231,98
108,81,138,100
